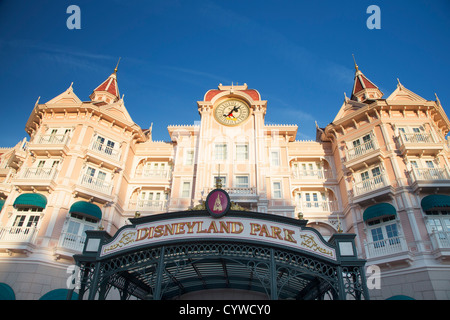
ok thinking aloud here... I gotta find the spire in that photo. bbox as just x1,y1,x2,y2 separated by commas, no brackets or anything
89,60,121,104
114,57,121,73
350,57,383,102
352,54,359,71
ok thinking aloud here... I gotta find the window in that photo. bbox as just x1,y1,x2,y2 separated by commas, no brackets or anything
213,176,227,188
272,181,282,199
367,215,400,247
236,144,249,161
84,167,109,187
11,207,43,234
184,149,194,165
425,210,450,239
270,149,280,167
235,176,249,188
138,191,167,208
181,181,191,198
93,134,118,156
215,144,227,161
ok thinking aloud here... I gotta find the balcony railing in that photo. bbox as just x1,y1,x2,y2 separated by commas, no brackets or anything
364,235,408,259
296,200,338,212
353,174,388,197
398,132,435,145
58,231,86,252
89,140,121,161
129,200,168,212
204,187,257,196
429,231,450,250
0,226,37,243
79,174,113,195
292,169,333,180
134,168,172,179
346,139,378,162
409,168,450,182
35,133,70,145
18,167,59,180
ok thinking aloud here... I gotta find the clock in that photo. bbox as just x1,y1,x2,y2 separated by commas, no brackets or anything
214,99,250,126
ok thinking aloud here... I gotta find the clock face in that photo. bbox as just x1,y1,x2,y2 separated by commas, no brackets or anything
214,99,250,126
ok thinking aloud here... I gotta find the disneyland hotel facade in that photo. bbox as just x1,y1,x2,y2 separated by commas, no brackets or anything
0,62,449,300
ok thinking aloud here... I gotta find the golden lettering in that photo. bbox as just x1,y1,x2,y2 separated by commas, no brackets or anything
283,228,297,243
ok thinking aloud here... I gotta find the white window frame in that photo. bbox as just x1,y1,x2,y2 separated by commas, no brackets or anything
234,175,249,189
213,175,227,188
366,215,400,246
272,181,282,199
214,143,228,161
184,148,195,166
235,144,249,161
180,180,192,198
270,148,280,167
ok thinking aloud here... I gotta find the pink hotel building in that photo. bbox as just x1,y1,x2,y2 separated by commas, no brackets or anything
0,62,449,300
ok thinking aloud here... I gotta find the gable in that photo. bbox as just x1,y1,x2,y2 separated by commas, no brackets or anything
386,85,426,102
46,87,82,105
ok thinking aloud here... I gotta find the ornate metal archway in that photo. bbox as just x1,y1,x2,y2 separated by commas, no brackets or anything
69,210,369,300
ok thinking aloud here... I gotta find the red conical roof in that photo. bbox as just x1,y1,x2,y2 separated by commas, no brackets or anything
92,72,119,98
350,67,379,101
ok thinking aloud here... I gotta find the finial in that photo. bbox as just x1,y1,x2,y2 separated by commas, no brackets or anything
344,92,349,102
215,164,223,188
352,54,359,71
114,57,121,73
337,214,343,233
435,93,441,107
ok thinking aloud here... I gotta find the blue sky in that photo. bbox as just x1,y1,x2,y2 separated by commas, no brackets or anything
0,0,449,146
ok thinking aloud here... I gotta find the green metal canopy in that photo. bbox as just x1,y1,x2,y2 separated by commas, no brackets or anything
69,201,102,220
0,199,5,211
363,203,397,221
13,193,47,209
421,194,450,211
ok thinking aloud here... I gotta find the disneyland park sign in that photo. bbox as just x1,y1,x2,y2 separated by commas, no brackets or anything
100,189,337,261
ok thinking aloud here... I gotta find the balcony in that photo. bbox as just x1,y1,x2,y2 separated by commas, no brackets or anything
86,140,122,168
74,174,113,203
129,199,168,213
28,134,71,156
351,174,393,204
57,231,86,252
398,132,443,156
203,187,258,203
429,231,450,260
291,169,333,180
364,235,409,259
409,168,450,192
13,167,59,191
134,168,172,180
296,200,338,213
344,138,382,170
0,226,38,253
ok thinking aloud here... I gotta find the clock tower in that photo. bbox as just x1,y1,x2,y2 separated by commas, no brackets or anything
194,83,270,212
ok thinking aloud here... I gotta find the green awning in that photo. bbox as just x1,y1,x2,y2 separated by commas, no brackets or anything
69,201,102,220
0,283,15,300
13,193,47,209
363,203,397,221
421,195,450,211
386,295,415,300
0,199,5,211
39,288,78,300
